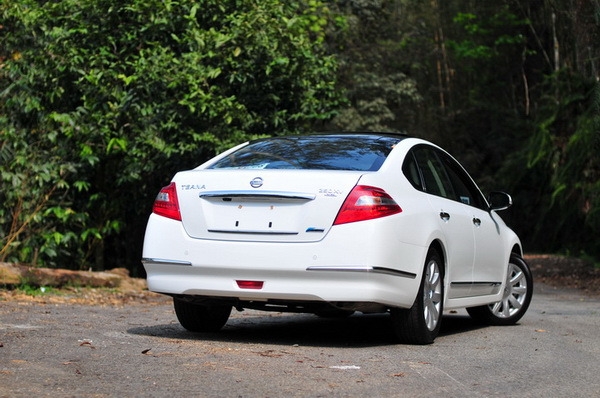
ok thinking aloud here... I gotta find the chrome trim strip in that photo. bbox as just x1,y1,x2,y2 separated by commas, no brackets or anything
207,230,298,235
141,258,192,266
449,281,503,299
448,283,472,299
306,266,416,279
372,267,417,279
450,281,502,287
199,190,316,201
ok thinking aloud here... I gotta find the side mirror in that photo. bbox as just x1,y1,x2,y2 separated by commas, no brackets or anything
488,191,512,211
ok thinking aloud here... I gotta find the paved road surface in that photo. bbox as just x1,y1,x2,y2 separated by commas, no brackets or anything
1,283,599,397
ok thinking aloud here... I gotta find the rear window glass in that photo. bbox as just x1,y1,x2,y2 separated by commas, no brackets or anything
208,135,404,171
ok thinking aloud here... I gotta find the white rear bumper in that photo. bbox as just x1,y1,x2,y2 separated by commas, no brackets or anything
142,214,427,309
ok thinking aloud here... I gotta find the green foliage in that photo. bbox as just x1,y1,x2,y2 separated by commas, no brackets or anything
331,72,421,131
1,0,341,270
445,4,530,108
442,1,600,260
522,71,600,256
449,9,528,60
15,284,60,296
2,0,599,269
325,0,422,132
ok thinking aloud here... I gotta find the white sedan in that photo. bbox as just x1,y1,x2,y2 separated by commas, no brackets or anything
142,133,533,344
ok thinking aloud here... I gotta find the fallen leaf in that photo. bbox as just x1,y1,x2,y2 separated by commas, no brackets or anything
79,341,96,349
253,350,283,358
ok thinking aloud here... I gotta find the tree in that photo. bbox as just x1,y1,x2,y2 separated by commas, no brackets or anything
324,0,423,133
505,0,600,258
0,0,341,271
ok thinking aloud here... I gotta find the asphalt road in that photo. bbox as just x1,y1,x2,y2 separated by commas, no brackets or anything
1,283,599,398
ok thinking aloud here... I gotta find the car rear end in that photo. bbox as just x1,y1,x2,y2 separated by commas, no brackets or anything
142,134,426,311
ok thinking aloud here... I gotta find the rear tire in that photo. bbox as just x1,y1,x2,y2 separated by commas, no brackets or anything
173,298,232,332
467,254,533,325
391,247,444,344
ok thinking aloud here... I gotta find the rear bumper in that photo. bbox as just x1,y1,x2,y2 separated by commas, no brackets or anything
143,259,420,309
142,214,427,309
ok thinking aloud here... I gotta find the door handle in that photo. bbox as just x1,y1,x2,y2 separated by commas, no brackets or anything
472,217,481,226
440,211,450,221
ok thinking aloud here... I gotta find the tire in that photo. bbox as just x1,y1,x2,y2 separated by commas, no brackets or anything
467,254,533,326
391,247,444,344
173,298,232,332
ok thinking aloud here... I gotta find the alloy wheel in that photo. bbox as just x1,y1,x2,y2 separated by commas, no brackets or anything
423,258,443,331
490,262,528,318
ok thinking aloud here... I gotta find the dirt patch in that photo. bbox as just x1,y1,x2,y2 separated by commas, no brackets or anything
0,263,168,306
526,254,600,296
0,285,169,306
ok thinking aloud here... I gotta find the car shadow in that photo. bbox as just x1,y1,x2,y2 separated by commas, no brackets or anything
128,311,487,348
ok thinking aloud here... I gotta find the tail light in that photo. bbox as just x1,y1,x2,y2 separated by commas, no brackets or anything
152,182,181,221
333,185,402,225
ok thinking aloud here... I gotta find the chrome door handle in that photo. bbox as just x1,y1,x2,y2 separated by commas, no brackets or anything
472,217,481,226
440,212,450,221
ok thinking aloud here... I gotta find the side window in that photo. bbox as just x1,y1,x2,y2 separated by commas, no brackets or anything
438,152,488,210
402,152,423,190
412,146,455,199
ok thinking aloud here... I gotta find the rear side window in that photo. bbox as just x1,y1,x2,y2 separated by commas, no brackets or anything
402,152,423,190
209,135,404,171
411,146,456,198
403,144,488,210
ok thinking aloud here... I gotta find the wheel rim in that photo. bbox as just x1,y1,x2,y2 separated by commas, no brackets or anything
490,262,528,318
423,258,443,331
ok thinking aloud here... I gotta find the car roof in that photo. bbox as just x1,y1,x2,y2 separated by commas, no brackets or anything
248,131,411,144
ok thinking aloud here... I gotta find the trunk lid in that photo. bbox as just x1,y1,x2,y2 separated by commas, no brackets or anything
174,169,364,242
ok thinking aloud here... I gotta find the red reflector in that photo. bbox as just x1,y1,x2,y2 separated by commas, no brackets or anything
236,280,264,290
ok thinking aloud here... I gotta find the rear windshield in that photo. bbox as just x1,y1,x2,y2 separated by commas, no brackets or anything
208,135,404,171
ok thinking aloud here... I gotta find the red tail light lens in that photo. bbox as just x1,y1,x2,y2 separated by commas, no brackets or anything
333,185,402,225
152,182,182,221
236,280,264,290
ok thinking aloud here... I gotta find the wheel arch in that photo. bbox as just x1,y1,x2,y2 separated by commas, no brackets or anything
429,239,450,307
429,239,446,278
511,243,523,257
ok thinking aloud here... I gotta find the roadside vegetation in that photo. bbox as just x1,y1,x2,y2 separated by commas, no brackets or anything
1,0,599,274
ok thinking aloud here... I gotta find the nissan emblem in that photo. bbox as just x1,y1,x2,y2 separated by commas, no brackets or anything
250,177,263,188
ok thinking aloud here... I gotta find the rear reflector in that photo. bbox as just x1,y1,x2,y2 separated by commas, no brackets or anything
333,185,402,225
236,280,264,290
152,182,182,221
